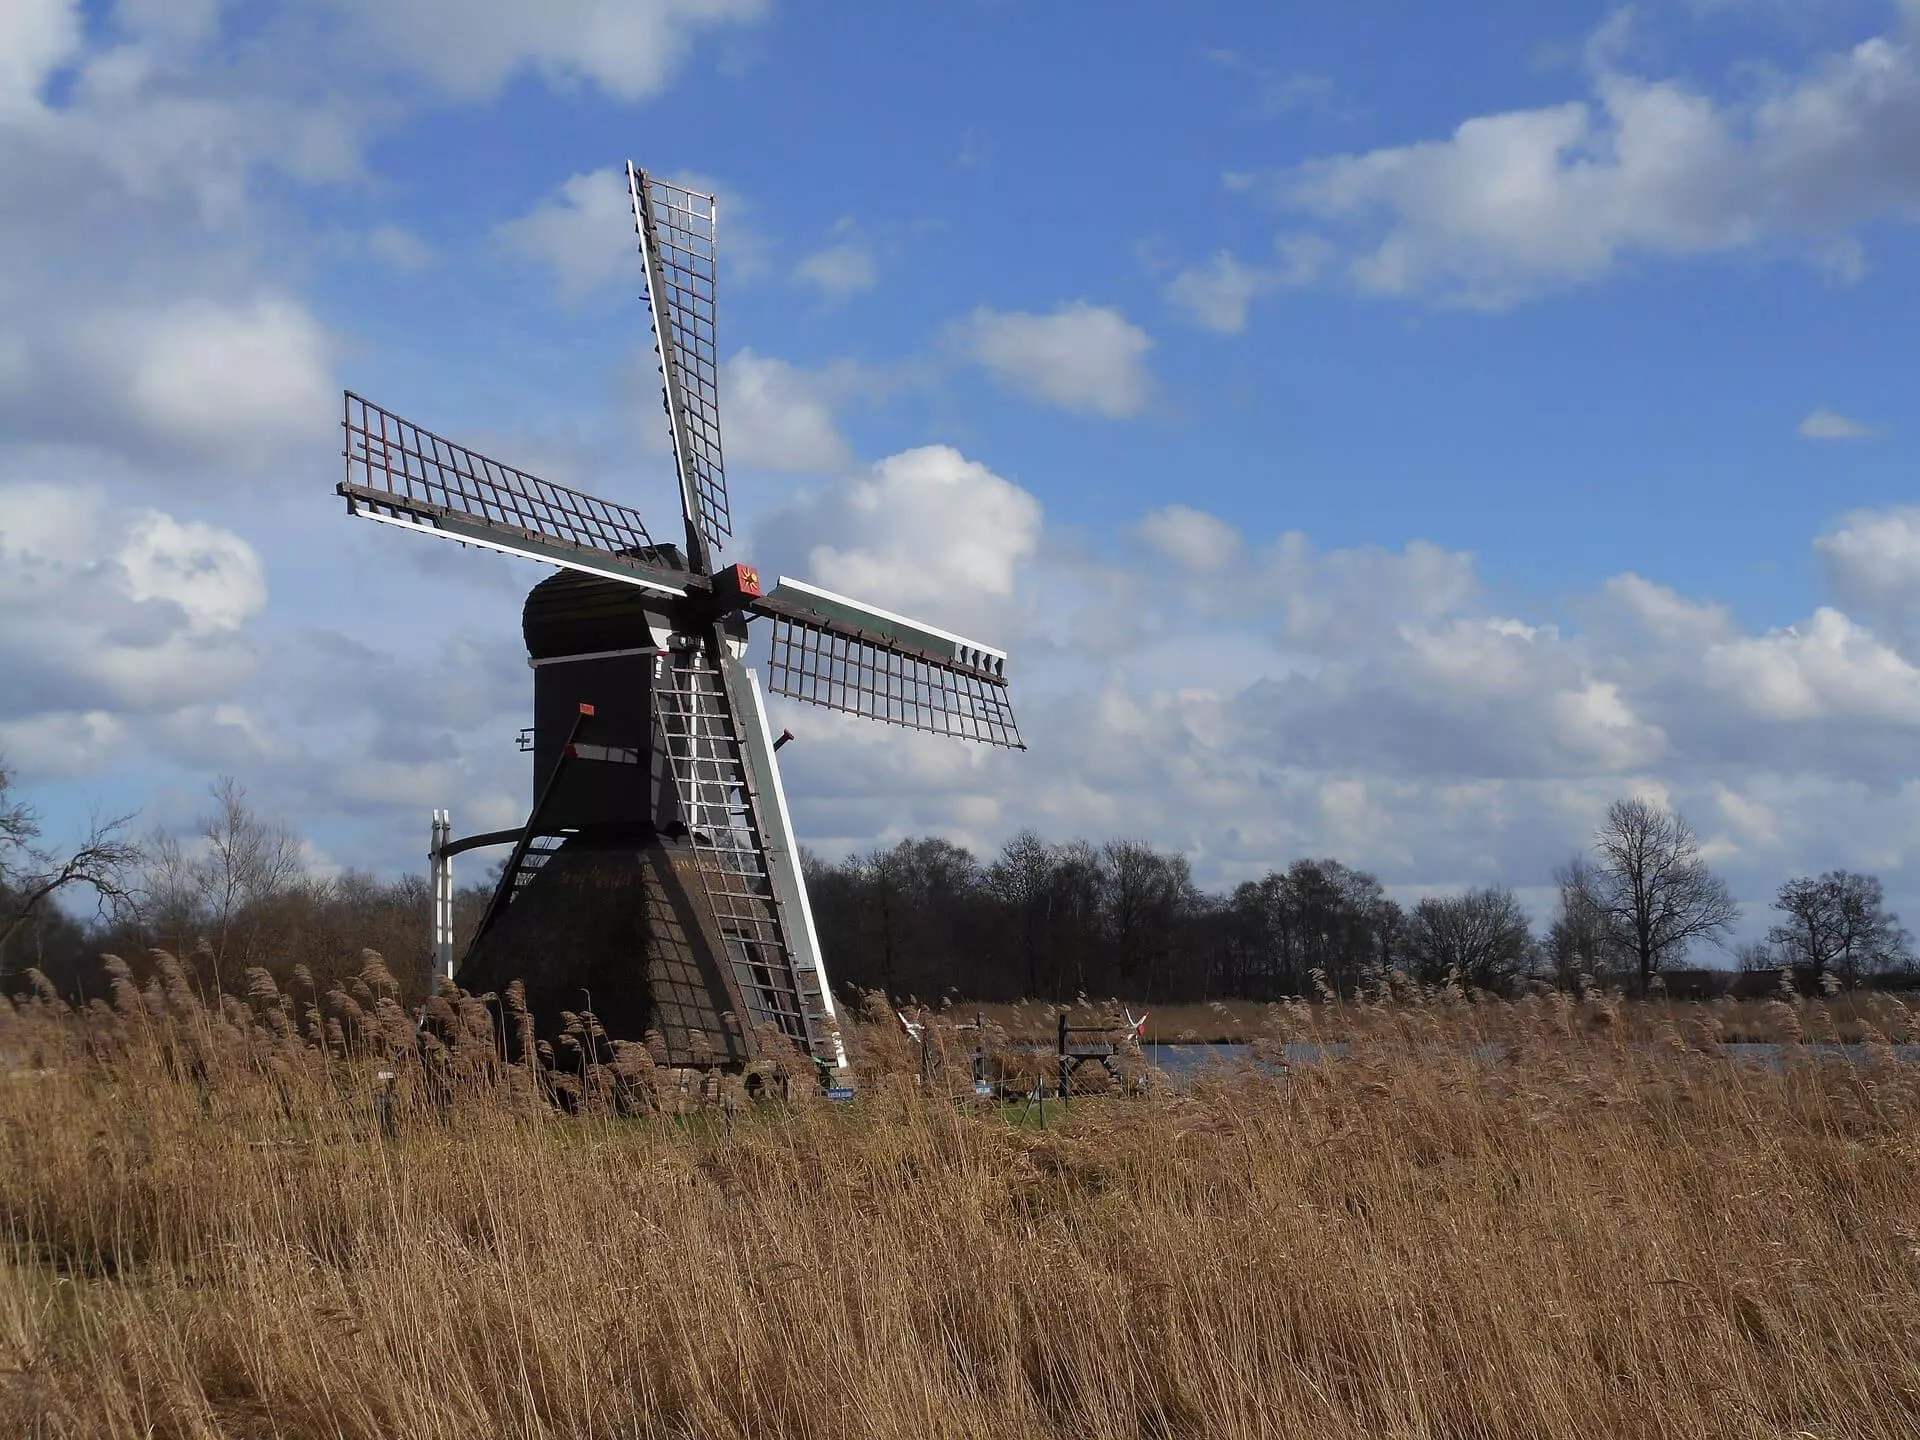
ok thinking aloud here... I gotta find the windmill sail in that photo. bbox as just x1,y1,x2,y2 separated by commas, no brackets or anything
339,393,687,596
653,642,839,1064
629,164,729,568
753,577,1024,749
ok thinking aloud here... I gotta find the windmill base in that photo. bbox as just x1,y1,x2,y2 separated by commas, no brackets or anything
456,831,767,1069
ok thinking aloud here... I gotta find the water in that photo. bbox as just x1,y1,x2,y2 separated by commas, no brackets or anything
1722,1042,1920,1071
1143,1041,1326,1076
1138,1040,1920,1079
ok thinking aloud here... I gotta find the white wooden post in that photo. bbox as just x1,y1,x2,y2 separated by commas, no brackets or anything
430,810,454,984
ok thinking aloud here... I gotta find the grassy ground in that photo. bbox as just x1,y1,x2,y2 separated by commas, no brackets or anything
4,959,1920,1438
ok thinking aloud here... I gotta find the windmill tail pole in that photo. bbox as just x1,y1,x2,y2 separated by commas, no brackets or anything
468,703,597,951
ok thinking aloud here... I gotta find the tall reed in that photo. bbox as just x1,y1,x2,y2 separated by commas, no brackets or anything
3,957,1917,1438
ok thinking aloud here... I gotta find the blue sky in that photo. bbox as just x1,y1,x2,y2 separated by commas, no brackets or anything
4,0,1920,943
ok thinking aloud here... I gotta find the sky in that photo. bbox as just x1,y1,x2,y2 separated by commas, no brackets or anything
3,0,1920,946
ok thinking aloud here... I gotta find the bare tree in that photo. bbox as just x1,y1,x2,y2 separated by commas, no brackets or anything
1543,854,1621,987
0,758,142,984
135,778,302,992
1405,885,1534,991
1590,797,1738,992
198,777,302,970
1768,871,1913,988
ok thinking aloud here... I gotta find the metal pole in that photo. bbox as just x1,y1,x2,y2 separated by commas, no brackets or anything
1058,1011,1069,1102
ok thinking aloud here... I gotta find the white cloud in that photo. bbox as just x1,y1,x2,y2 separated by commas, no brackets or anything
748,453,1920,918
0,296,335,470
496,169,639,305
1167,253,1272,333
368,224,434,272
0,483,266,723
1136,505,1243,571
1262,8,1920,306
112,298,335,461
113,0,224,52
0,8,359,482
1815,506,1920,646
331,0,767,102
958,302,1153,418
1602,572,1736,649
118,511,269,633
0,0,81,116
721,350,862,474
1703,608,1920,723
500,166,767,304
0,0,770,871
757,445,1042,628
1166,237,1333,333
796,242,877,297
0,710,128,780
1799,406,1873,439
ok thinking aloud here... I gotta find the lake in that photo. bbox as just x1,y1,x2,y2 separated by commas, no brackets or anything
1139,1040,1920,1078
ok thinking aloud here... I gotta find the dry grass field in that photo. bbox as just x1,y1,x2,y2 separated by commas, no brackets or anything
966,991,1914,1046
4,957,1920,1439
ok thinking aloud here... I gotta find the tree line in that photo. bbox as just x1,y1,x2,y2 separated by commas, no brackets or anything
0,769,484,1003
3,761,1913,1006
806,797,1915,1001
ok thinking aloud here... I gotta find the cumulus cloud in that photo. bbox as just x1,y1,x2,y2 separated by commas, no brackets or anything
1166,238,1332,332
795,242,878,297
1254,7,1920,306
1166,253,1273,333
0,296,335,470
1136,504,1244,571
0,0,766,870
1799,406,1873,439
1702,608,1920,723
0,710,129,781
958,302,1153,417
745,454,1920,920
0,483,266,724
0,4,364,486
496,169,640,305
499,166,767,304
333,0,766,102
106,298,334,460
367,224,434,272
0,0,81,116
720,350,865,474
1816,506,1920,648
758,445,1042,629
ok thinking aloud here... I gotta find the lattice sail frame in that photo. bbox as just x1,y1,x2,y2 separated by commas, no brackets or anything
629,165,729,563
651,643,831,1060
765,615,1025,749
340,393,683,592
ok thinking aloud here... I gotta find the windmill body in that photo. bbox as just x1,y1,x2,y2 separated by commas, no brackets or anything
338,165,1022,1075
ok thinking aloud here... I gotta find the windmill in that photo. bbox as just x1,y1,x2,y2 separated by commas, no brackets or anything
338,164,1023,1076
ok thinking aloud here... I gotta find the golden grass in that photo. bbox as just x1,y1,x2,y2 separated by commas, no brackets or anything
4,961,1920,1438
962,990,1911,1045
